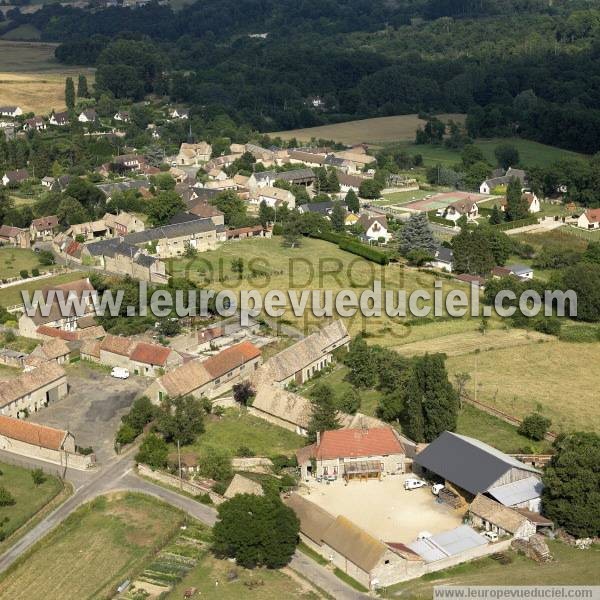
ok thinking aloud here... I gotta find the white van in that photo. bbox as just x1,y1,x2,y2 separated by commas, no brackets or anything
483,531,499,542
111,367,130,379
431,483,445,496
404,478,427,491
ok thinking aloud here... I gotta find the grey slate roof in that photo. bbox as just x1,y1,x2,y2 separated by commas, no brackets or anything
125,217,216,244
97,178,150,198
435,247,454,263
298,201,335,215
168,212,205,225
414,431,539,495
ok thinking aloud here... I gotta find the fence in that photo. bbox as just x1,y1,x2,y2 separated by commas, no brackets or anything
463,395,557,442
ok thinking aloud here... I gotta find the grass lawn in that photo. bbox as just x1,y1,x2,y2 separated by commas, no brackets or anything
166,237,477,338
381,541,600,598
0,270,85,306
180,408,305,458
0,248,50,280
446,340,600,434
0,331,39,353
0,462,63,541
557,224,600,242
374,189,431,206
0,493,184,600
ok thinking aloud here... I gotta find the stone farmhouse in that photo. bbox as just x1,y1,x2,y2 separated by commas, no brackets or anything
144,341,262,404
30,215,59,241
263,320,350,387
469,494,537,540
81,335,183,377
285,494,424,590
251,186,296,209
27,338,71,365
0,415,94,469
296,427,406,481
102,211,145,236
18,278,97,339
414,431,544,512
176,142,212,165
0,224,30,248
0,362,67,418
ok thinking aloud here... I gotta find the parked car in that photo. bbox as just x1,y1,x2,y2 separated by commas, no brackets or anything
483,531,499,542
431,483,445,496
404,478,427,490
111,367,130,379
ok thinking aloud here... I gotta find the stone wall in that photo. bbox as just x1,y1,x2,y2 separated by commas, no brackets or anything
138,463,224,504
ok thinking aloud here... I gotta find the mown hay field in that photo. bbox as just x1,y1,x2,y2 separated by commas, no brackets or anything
0,41,94,113
268,113,466,145
0,493,184,600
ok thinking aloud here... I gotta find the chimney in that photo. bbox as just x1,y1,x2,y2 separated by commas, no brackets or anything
316,431,321,446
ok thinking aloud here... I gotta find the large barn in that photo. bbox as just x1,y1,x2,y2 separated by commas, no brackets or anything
414,431,543,512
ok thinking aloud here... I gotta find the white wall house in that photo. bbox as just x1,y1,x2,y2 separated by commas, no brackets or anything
577,208,600,230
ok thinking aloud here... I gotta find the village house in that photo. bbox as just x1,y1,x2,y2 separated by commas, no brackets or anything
2,168,29,187
102,211,145,236
18,278,97,339
264,320,350,387
414,431,544,512
577,208,600,230
207,168,227,181
285,494,424,589
0,224,30,248
247,168,316,190
499,191,541,214
24,116,46,131
480,167,527,195
0,415,95,469
331,150,376,174
67,219,109,240
296,427,406,481
0,106,22,118
97,178,150,201
30,215,59,241
187,200,225,225
297,201,335,216
444,199,479,223
469,494,537,540
169,108,189,119
78,108,97,123
49,111,70,127
203,178,238,192
113,154,145,172
82,238,168,284
0,362,67,418
144,341,262,403
428,247,454,272
252,186,296,209
338,172,364,194
176,142,212,166
28,338,71,365
113,111,130,122
358,214,392,243
288,150,326,168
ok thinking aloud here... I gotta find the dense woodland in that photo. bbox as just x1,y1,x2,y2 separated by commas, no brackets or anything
3,0,600,153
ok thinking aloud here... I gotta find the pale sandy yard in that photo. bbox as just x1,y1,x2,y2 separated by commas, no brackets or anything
299,474,463,543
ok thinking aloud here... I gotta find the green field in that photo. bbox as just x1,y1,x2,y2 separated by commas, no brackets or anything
374,189,432,206
166,237,475,338
0,493,184,600
0,462,63,543
391,137,584,169
382,541,600,599
0,270,85,306
179,409,304,458
0,248,50,281
1,25,41,41
446,340,600,434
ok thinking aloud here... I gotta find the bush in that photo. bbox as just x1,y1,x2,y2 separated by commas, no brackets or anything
38,250,55,266
533,317,562,336
19,270,29,279
31,268,40,277
116,423,139,446
518,413,551,441
31,468,46,486
135,433,169,468
237,445,255,457
338,238,389,264
0,487,15,506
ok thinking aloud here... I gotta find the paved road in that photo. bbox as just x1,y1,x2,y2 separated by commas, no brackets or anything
0,449,365,599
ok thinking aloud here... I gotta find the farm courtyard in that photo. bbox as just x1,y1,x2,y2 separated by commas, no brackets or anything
299,475,462,543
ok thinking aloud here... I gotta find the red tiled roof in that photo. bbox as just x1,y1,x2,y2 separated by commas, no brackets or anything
130,342,172,366
100,334,135,357
36,326,78,341
585,208,600,223
201,341,261,379
0,415,68,451
491,266,512,277
0,225,24,238
65,240,83,257
312,427,404,460
456,273,486,285
198,326,224,343
32,215,59,229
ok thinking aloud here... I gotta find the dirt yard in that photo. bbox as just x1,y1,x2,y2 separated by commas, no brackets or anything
299,474,463,543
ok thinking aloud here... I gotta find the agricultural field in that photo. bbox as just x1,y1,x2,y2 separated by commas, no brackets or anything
0,462,64,543
0,248,50,280
390,137,584,169
0,41,94,113
166,237,474,338
1,25,41,41
446,340,600,434
268,113,466,145
0,270,84,306
382,541,600,599
0,493,184,600
179,409,304,458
